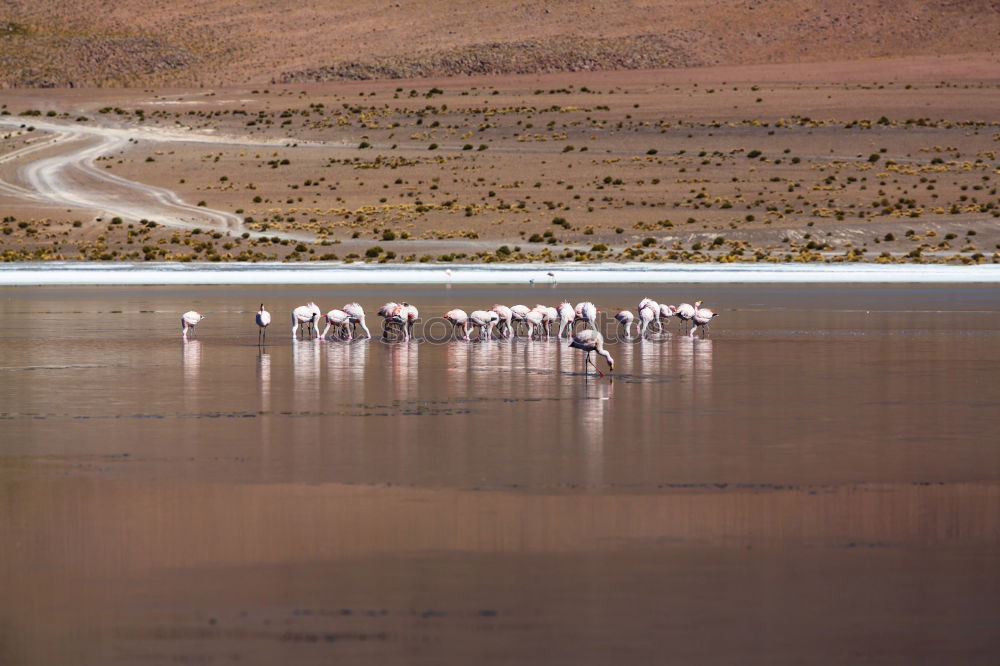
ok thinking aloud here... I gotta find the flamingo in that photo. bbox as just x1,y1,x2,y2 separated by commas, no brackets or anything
378,302,400,339
509,304,531,337
573,302,598,331
614,310,634,338
637,305,658,338
533,304,558,337
569,329,614,376
690,305,719,337
181,311,205,337
675,301,697,332
638,298,662,332
557,302,575,338
321,309,351,340
444,309,471,341
469,310,498,340
399,302,419,340
255,304,270,344
292,303,320,338
492,304,514,338
659,303,677,328
524,309,545,339
342,302,371,339
547,271,557,285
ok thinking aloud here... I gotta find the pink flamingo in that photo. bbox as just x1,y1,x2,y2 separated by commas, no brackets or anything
690,305,719,337
491,304,513,338
675,301,697,332
573,302,598,332
292,303,321,338
509,304,531,337
342,302,371,339
639,298,663,332
469,310,498,340
614,310,634,338
321,309,351,340
557,302,575,337
181,311,205,337
569,330,614,376
524,309,545,339
255,304,270,344
637,305,658,338
444,309,471,341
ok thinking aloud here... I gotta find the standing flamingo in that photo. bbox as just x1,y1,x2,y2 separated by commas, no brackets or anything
181,311,205,337
573,302,598,331
615,310,635,338
690,305,719,337
569,329,614,376
557,302,575,338
444,309,471,341
675,301,697,332
342,302,371,339
255,304,270,344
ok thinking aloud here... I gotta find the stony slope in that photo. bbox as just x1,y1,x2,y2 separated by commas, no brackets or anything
2,0,999,87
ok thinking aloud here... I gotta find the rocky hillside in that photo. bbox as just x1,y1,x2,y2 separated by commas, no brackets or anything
2,0,999,87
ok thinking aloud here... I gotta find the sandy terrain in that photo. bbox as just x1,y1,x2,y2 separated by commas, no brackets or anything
1,55,999,263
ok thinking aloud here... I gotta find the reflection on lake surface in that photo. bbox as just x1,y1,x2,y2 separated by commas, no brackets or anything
1,283,999,665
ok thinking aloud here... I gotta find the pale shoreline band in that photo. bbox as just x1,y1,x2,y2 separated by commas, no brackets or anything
1,262,999,286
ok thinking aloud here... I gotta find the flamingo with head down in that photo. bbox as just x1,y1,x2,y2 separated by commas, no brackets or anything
469,310,498,340
614,310,634,338
569,329,614,376
638,298,662,333
342,302,371,339
181,311,205,337
321,309,351,340
444,309,471,341
292,303,321,338
491,304,514,338
573,302,598,332
557,302,575,338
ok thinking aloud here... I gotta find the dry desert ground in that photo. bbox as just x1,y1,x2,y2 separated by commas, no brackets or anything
1,55,999,264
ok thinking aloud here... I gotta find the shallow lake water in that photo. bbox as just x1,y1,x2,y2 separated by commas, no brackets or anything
2,283,999,665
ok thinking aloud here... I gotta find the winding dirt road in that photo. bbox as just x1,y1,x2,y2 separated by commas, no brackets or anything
0,119,309,237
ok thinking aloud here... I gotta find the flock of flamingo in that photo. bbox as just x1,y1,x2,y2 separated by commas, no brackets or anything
180,299,719,376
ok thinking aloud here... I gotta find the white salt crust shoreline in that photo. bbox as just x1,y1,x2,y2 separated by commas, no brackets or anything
1,262,1000,286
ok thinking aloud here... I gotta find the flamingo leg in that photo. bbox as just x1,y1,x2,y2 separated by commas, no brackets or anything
587,356,605,377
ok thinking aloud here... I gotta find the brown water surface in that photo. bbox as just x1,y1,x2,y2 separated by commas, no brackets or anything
2,284,999,664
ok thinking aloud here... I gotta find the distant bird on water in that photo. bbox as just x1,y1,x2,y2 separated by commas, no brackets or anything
181,311,205,337
255,304,270,344
569,329,614,376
